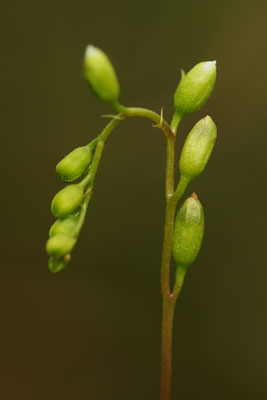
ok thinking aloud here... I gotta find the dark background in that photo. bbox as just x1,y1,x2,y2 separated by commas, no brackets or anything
1,0,266,399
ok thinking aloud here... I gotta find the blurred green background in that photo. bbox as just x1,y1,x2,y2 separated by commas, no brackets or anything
1,0,266,399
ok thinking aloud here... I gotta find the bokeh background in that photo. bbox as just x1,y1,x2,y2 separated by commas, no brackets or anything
1,0,266,399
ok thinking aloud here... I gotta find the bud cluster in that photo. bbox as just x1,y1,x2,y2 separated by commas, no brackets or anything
46,141,95,272
46,45,122,272
46,45,218,275
47,184,83,273
171,58,217,269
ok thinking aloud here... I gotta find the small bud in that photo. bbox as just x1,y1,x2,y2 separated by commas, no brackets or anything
84,45,120,106
179,116,217,180
48,256,70,273
56,146,92,182
46,234,76,258
51,184,83,218
49,213,80,238
172,194,204,268
174,61,216,116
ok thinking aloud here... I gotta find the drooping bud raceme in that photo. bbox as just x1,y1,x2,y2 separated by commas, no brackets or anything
84,45,120,106
179,116,217,180
46,234,76,258
56,146,92,182
51,184,83,218
172,194,204,268
174,61,216,116
49,213,80,238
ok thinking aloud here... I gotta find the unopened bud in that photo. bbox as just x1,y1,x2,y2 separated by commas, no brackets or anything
46,234,76,258
49,213,80,238
174,61,216,116
172,194,204,268
51,184,83,218
84,45,120,106
179,116,217,180
48,257,66,273
56,145,92,182
48,255,70,274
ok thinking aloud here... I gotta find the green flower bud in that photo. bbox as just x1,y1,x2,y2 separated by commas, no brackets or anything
172,194,204,268
179,116,217,180
49,213,80,238
51,184,83,218
56,146,92,182
48,254,71,274
174,61,216,116
84,45,120,106
46,234,76,258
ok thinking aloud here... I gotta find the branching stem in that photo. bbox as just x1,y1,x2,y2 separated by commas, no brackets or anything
73,105,186,400
74,106,174,242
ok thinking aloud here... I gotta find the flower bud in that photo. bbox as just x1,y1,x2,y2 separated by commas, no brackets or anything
172,194,204,268
84,45,120,106
48,254,71,273
51,184,83,218
179,116,217,180
56,146,92,182
49,213,80,238
174,61,216,116
46,234,76,258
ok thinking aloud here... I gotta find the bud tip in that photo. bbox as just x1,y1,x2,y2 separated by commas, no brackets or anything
85,44,96,57
191,192,199,201
206,60,216,66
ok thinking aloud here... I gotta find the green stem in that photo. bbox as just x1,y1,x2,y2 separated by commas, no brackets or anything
174,174,190,202
160,136,177,298
160,121,187,400
117,105,174,138
80,116,125,190
172,267,187,303
73,188,93,237
75,116,125,236
160,297,175,400
170,112,182,135
160,267,186,400
160,134,177,400
75,106,173,242
87,137,99,150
